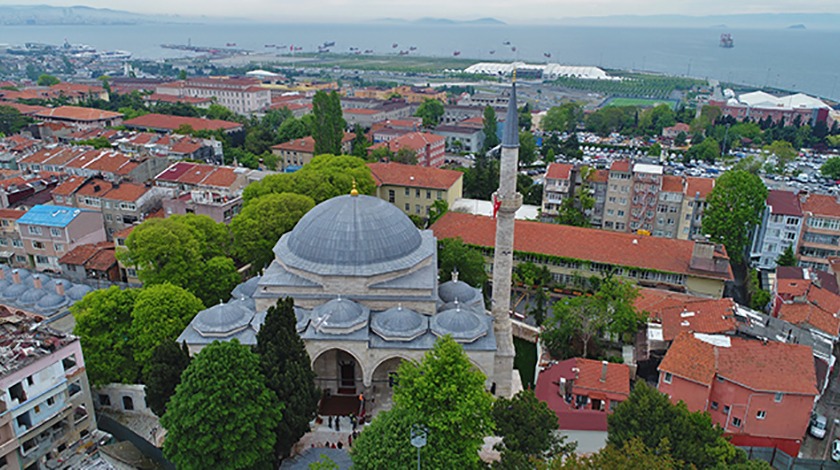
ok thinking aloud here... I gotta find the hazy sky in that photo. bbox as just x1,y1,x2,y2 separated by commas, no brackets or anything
6,0,840,22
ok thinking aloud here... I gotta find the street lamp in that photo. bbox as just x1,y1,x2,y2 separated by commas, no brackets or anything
410,424,429,470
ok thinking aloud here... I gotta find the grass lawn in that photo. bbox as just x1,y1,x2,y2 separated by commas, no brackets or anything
513,336,537,389
603,97,678,109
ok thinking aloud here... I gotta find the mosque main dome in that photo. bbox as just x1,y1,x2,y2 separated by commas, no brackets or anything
274,194,435,277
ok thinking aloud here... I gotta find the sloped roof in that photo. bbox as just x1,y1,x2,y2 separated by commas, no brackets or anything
124,113,242,132
767,190,802,217
35,106,122,122
546,162,573,180
802,193,840,218
684,177,715,199
367,162,462,190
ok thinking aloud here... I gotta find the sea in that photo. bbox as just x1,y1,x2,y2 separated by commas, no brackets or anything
1,22,839,101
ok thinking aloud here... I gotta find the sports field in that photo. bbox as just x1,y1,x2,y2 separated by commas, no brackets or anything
603,97,678,109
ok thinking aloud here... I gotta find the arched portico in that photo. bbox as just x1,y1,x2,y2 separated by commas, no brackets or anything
311,348,365,396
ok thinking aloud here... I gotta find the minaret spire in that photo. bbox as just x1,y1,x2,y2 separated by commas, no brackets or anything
490,75,522,398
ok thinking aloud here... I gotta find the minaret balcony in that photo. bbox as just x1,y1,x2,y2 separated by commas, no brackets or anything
493,192,523,212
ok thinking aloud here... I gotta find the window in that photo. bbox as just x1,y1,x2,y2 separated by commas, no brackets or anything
415,189,420,197
437,191,443,200
617,210,625,217
710,401,719,410
32,241,44,250
50,228,61,237
388,190,395,203
12,239,22,248
405,203,410,211
723,405,730,414
54,243,64,252
54,195,63,203
415,205,421,214
0,238,6,247
27,226,42,235
98,394,111,406
757,410,766,420
426,190,431,199
62,354,77,371
732,417,742,427
404,188,409,196
663,372,672,384
46,396,55,406
774,392,783,403
105,214,113,222
35,255,49,264
716,376,724,382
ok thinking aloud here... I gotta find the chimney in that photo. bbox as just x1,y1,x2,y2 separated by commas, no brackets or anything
600,360,608,383
689,240,716,271
12,269,20,284
55,280,65,296
33,274,42,289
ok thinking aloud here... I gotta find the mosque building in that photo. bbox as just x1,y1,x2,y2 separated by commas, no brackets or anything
177,79,524,412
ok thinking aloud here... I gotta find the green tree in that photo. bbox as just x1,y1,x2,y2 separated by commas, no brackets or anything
162,340,282,470
549,438,679,470
437,237,488,287
73,137,113,149
550,294,608,358
555,196,591,228
71,287,141,385
204,103,238,122
278,116,311,143
483,105,500,151
415,98,445,128
194,256,241,307
427,199,448,227
0,106,32,135
764,140,798,174
674,131,687,146
308,455,339,470
732,155,765,175
702,170,768,264
36,74,60,86
351,336,494,469
350,124,370,157
255,298,320,458
493,389,575,466
130,284,204,366
776,244,798,267
639,104,676,136
392,147,418,165
687,137,720,163
519,131,537,165
648,142,662,157
608,382,741,469
231,193,315,270
542,102,583,133
312,90,346,155
822,156,840,180
142,340,191,417
519,102,532,130
559,133,583,160
748,268,771,311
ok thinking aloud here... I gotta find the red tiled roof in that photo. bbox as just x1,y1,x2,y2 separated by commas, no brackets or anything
430,212,733,280
802,193,840,218
154,162,239,189
0,208,25,220
661,175,683,193
546,163,573,180
143,93,213,105
113,225,136,240
75,179,113,197
664,123,691,133
58,243,99,266
684,177,715,199
634,288,701,314
767,190,802,217
587,169,609,184
777,278,810,297
367,162,462,190
272,136,316,153
102,182,149,202
345,108,380,115
199,167,238,188
387,132,444,153
0,100,49,116
610,160,631,172
51,176,89,197
661,332,819,395
655,299,737,341
35,106,122,122
124,113,242,132
85,247,117,272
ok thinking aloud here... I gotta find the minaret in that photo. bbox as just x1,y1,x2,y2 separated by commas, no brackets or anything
491,73,522,397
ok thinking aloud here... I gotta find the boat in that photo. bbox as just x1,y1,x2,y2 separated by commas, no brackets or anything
265,44,275,48
323,41,336,47
226,42,237,47
453,51,460,56
364,49,374,54
399,50,409,56
489,50,495,54
409,46,417,51
98,50,132,60
544,52,551,58
502,41,511,45
392,43,398,48
511,46,517,52
720,33,734,48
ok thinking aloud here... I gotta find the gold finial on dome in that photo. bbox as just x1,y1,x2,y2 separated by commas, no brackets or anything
512,67,517,83
350,179,359,197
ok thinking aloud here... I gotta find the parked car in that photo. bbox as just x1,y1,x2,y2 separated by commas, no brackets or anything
811,414,828,439
833,440,840,462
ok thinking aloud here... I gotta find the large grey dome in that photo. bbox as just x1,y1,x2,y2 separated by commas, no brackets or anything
430,307,487,343
281,194,423,269
193,300,254,337
371,306,427,342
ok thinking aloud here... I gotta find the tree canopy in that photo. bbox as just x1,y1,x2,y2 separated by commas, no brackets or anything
687,137,720,163
161,340,282,470
764,140,798,174
255,298,320,458
129,283,204,366
542,103,583,133
312,90,346,155
483,105,500,152
142,340,191,417
415,98,445,128
71,286,141,385
776,244,798,267
493,389,575,466
351,336,494,469
36,74,60,86
437,237,488,288
608,382,743,469
821,156,840,180
702,170,768,265
0,106,32,136
549,438,678,470
519,131,538,165
230,192,315,271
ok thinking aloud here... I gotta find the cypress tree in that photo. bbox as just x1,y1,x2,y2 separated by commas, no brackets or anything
143,340,191,417
255,298,320,458
312,90,346,155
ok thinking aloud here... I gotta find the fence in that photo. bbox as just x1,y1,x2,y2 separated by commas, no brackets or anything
740,446,840,470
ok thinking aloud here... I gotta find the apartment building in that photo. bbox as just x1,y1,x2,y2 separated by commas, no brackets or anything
432,125,485,153
368,132,446,168
541,163,575,217
431,212,733,298
33,106,123,130
155,162,251,223
367,162,463,218
798,193,840,272
653,175,684,238
156,77,271,115
17,205,106,272
602,160,632,232
627,163,664,234
587,169,609,228
658,332,818,455
677,177,715,240
0,209,27,268
0,312,96,470
270,133,355,171
750,190,803,270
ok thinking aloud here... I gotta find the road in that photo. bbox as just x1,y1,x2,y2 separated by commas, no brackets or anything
799,349,840,460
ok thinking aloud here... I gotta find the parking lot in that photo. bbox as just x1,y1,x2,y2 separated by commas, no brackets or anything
800,354,840,460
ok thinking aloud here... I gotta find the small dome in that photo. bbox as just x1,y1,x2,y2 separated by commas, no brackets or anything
312,298,368,334
371,306,427,341
231,276,261,300
430,307,486,343
294,306,310,333
2,282,28,300
36,292,68,312
193,300,254,337
0,279,11,292
66,284,92,301
17,288,46,306
438,280,479,304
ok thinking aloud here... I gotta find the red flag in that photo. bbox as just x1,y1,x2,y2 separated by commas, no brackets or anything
492,195,501,219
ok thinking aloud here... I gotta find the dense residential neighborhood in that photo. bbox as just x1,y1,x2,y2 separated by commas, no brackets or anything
1,38,840,469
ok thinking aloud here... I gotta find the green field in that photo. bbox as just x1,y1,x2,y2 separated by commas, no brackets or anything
603,97,677,109
269,53,481,74
513,336,537,389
